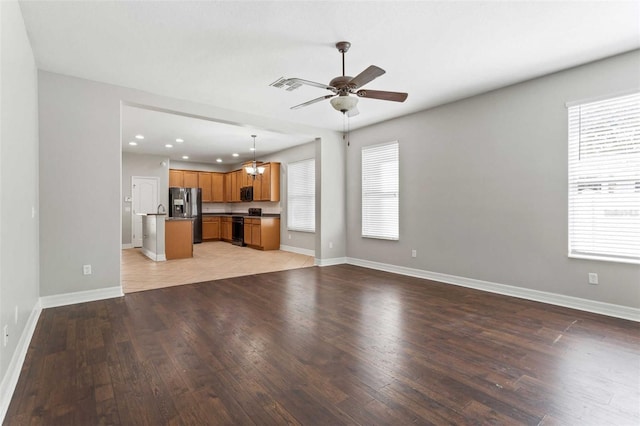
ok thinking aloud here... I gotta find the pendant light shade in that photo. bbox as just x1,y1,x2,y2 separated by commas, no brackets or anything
245,135,265,179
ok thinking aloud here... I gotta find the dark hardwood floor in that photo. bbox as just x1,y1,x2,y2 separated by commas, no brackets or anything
5,265,640,425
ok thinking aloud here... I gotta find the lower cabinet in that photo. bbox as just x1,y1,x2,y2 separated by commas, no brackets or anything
243,217,280,250
221,216,232,241
165,220,193,260
202,216,221,240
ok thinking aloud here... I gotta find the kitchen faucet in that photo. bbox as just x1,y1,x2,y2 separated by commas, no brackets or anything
157,204,166,214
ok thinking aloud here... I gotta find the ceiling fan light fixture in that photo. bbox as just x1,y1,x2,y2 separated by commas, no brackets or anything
330,95,358,114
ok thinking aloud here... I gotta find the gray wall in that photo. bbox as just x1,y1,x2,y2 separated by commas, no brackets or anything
347,50,640,308
39,71,344,297
0,0,40,392
121,152,169,245
262,141,317,253
317,136,346,262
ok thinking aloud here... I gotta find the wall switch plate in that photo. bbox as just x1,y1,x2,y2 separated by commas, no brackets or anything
329,242,333,249
411,249,417,258
288,234,291,240
83,264,92,275
588,273,598,285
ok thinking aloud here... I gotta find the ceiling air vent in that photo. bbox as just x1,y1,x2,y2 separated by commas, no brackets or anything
270,77,301,91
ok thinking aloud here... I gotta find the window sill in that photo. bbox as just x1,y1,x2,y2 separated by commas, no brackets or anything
569,253,640,266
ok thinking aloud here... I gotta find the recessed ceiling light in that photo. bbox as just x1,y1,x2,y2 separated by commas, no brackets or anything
182,155,189,160
165,144,173,148
176,138,184,143
135,134,144,140
232,153,239,157
250,147,256,151
216,158,223,163
128,141,137,146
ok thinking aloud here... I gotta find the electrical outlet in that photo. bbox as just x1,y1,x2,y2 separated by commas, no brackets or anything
588,273,598,285
83,264,92,275
411,249,417,258
3,325,8,347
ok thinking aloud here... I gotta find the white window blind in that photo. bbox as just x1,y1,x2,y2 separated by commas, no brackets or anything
287,158,315,232
568,92,640,264
362,141,399,240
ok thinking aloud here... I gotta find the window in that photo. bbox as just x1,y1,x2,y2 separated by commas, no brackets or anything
568,92,640,264
362,141,399,240
287,158,315,232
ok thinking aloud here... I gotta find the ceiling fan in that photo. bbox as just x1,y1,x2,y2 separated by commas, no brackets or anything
271,41,408,117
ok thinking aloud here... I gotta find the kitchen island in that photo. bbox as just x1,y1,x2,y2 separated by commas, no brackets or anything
139,213,166,261
165,218,194,259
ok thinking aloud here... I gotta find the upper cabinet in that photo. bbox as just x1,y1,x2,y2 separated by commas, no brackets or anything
183,171,198,188
198,172,213,202
211,173,224,202
170,162,279,203
169,169,183,187
253,162,280,202
169,169,198,188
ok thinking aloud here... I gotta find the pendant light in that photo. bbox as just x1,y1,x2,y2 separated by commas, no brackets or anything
245,134,265,179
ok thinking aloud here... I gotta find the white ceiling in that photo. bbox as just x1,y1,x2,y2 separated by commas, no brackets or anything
19,1,640,162
121,104,314,164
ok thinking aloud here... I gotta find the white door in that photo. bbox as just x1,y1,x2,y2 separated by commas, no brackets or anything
132,177,159,247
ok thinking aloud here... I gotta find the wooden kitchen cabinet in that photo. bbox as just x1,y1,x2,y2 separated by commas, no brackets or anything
231,170,243,202
251,162,280,201
183,171,198,188
169,170,184,187
221,216,232,241
202,216,221,240
244,217,280,250
224,173,232,202
211,173,224,202
244,218,261,247
198,172,213,202
165,219,193,259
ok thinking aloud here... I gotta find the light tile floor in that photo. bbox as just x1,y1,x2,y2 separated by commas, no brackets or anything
122,241,315,293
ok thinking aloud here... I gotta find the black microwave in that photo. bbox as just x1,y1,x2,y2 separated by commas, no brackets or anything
240,186,253,202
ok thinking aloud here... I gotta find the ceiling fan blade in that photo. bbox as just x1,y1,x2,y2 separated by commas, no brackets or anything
356,89,408,102
348,65,386,89
290,94,335,110
285,78,336,92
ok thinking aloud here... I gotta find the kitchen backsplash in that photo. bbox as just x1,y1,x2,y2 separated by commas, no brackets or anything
202,201,281,214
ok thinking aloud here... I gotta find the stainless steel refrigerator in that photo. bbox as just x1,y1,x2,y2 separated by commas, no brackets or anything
169,187,202,244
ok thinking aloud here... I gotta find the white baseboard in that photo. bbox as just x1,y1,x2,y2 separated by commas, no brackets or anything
346,257,640,322
0,300,42,423
279,245,315,257
40,286,124,309
141,248,166,261
121,243,134,249
315,257,347,267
